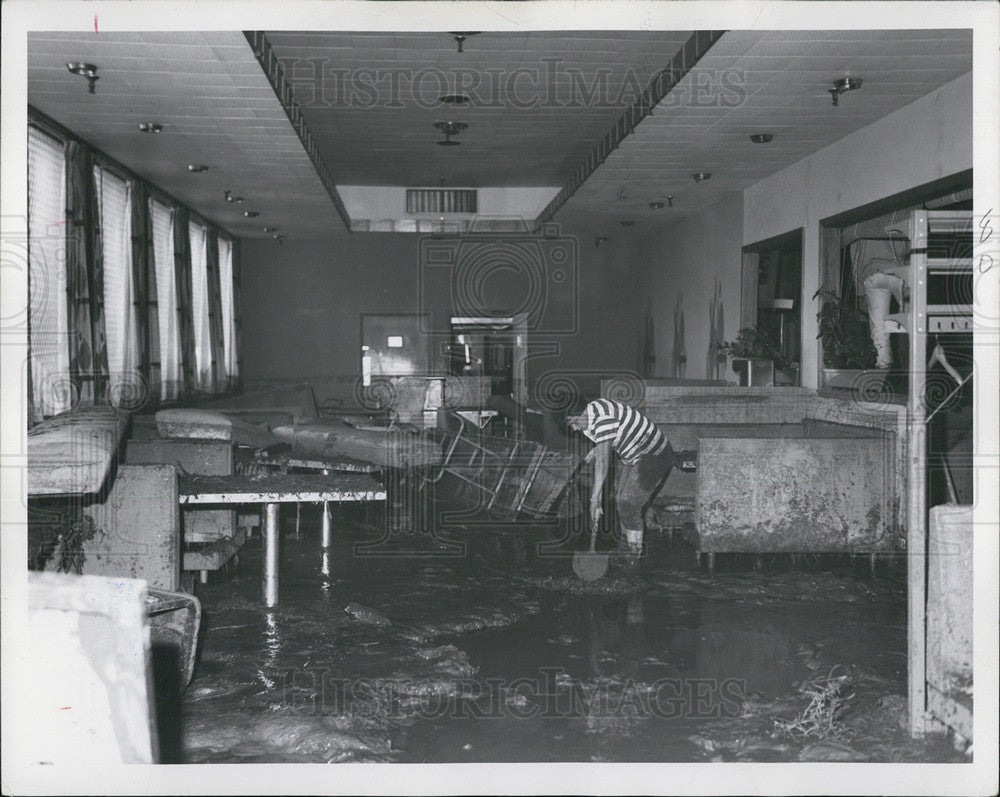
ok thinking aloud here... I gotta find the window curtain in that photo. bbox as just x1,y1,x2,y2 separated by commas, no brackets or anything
27,126,70,421
65,140,109,405
188,220,212,393
151,200,182,401
206,230,227,393
172,208,197,397
130,181,159,411
94,164,140,410
217,236,238,390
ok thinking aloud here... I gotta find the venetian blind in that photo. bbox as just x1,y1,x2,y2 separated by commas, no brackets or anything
27,126,70,418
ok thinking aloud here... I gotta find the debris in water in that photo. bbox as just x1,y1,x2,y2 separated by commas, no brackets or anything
873,694,908,731
344,603,392,627
773,666,855,738
798,740,868,762
689,734,720,754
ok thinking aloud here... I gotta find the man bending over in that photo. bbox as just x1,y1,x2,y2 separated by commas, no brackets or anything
568,398,676,557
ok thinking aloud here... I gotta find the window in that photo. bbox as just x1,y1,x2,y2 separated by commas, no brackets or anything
94,164,139,406
189,220,212,391
150,199,181,400
217,235,237,383
27,126,70,418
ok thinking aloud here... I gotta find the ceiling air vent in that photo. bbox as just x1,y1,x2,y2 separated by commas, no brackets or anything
406,188,478,214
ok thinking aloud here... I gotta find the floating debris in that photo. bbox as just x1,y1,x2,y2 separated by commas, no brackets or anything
344,603,392,627
773,666,855,738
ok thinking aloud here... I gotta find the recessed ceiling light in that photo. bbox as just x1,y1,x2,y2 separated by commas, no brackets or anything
187,164,209,173
439,94,472,105
66,62,99,94
749,133,773,144
138,122,163,133
692,172,711,183
244,211,259,218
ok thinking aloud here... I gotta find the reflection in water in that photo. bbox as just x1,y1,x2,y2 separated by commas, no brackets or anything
257,610,280,691
181,514,961,765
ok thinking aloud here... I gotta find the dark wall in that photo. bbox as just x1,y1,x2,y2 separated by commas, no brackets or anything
239,222,646,408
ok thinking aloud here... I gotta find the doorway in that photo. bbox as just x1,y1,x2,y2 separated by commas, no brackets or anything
448,315,527,404
741,229,803,385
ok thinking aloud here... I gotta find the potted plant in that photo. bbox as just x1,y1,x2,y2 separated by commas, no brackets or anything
719,326,790,386
814,288,886,393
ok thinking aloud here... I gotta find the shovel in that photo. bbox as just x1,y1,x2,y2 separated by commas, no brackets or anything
572,513,608,581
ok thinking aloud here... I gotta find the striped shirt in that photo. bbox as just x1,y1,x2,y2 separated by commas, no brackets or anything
581,399,666,465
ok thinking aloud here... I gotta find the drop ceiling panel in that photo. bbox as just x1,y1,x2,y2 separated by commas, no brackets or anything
28,30,340,239
557,29,972,229
263,30,693,187
27,28,972,241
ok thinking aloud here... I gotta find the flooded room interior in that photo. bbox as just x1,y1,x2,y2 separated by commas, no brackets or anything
4,2,998,795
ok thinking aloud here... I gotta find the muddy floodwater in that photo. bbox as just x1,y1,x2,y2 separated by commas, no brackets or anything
173,504,965,765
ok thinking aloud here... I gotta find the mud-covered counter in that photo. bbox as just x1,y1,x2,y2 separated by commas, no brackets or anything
605,384,907,556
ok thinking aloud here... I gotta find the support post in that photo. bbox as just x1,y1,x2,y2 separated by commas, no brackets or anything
322,469,332,549
263,502,280,607
322,502,332,549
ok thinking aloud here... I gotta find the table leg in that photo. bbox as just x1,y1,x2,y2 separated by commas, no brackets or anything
321,501,332,549
321,469,333,550
263,502,280,607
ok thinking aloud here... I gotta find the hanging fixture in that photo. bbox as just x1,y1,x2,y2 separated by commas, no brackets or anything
138,122,163,133
692,172,711,182
263,226,279,233
749,133,774,144
273,234,284,245
595,236,609,249
449,32,480,53
187,164,209,173
828,77,862,106
435,121,467,146
244,211,259,218
649,201,665,210
66,62,100,93
667,195,674,207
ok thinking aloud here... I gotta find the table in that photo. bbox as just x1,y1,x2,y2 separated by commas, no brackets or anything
179,473,386,606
